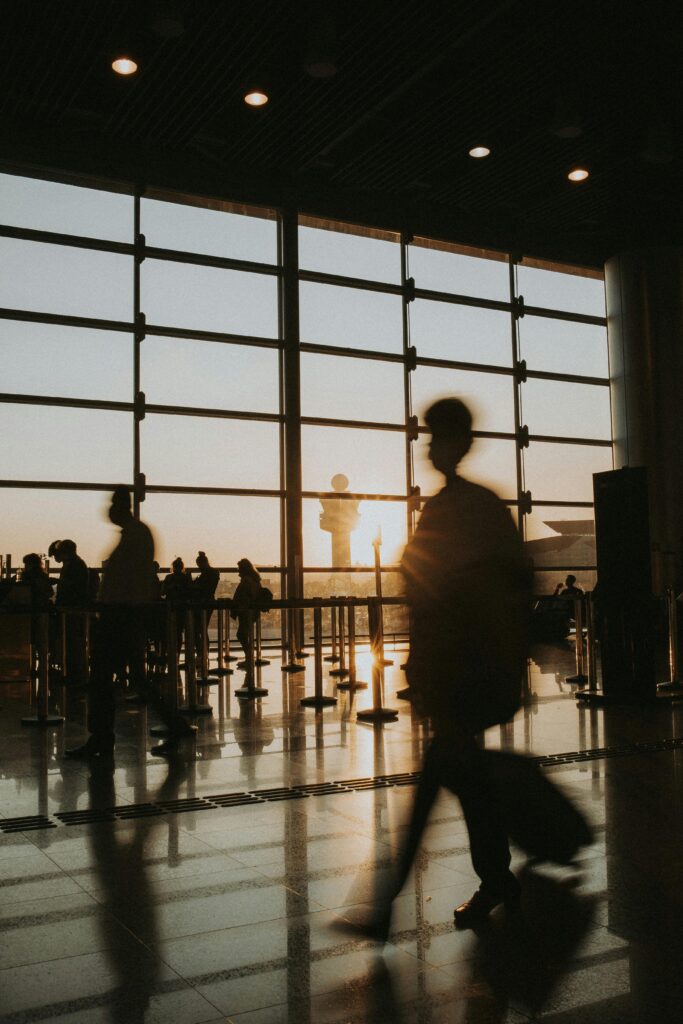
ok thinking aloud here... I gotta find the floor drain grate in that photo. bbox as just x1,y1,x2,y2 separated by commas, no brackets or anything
113,803,167,820
0,815,57,833
56,810,117,825
156,798,213,813
253,787,308,801
211,792,262,807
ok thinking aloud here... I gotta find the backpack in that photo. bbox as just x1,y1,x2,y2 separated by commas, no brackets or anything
258,586,274,613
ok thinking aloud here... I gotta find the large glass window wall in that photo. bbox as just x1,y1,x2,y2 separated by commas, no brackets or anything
0,172,612,597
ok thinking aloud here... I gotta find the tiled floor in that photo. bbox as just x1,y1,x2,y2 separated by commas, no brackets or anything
2,639,683,1022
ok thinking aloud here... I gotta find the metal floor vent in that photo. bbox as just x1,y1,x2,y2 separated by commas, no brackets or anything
4,738,683,834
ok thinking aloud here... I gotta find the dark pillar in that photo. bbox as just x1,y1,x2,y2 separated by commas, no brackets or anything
605,248,683,593
281,208,304,607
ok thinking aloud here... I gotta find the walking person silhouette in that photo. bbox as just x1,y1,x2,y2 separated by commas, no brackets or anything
352,398,533,935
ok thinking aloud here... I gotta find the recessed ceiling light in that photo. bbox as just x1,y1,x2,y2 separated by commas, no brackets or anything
244,89,269,107
111,57,138,76
469,145,491,158
568,167,589,182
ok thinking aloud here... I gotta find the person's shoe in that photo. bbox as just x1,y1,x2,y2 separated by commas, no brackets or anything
64,735,115,760
396,687,412,700
453,878,520,930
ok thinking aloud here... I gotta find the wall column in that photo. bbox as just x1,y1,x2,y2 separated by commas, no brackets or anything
281,207,304,606
605,248,683,593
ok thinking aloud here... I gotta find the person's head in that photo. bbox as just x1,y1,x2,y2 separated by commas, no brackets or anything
196,551,209,570
59,539,77,561
109,485,132,527
22,552,42,574
48,540,63,562
565,574,577,587
172,557,184,574
425,398,473,477
237,558,258,579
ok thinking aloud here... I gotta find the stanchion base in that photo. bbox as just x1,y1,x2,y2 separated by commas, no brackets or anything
329,668,349,677
301,695,337,708
178,704,213,715
296,651,311,658
209,668,234,676
356,707,399,722
282,663,306,673
378,658,394,666
254,658,271,666
150,723,198,737
197,677,219,687
323,656,340,663
21,713,65,726
336,680,368,691
225,655,239,662
235,686,269,699
566,674,588,684
657,680,683,694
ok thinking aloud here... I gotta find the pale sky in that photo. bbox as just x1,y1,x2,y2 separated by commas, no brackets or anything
0,172,611,569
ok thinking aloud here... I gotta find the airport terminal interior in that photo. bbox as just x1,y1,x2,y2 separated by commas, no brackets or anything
2,2,683,1022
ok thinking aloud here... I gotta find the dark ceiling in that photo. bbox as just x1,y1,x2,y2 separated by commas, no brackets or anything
1,0,681,267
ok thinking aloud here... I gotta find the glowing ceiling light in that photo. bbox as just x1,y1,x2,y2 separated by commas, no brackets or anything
111,56,138,76
244,89,269,107
568,167,589,182
469,145,491,158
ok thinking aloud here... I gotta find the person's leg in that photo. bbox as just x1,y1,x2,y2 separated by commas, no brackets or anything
66,612,117,757
437,733,518,926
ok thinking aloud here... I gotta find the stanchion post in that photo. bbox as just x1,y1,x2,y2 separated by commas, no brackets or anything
357,599,398,722
566,596,587,684
336,600,368,691
22,612,64,725
330,601,349,678
301,604,336,708
282,605,306,673
235,610,269,699
658,587,683,694
255,613,270,666
585,592,597,692
179,607,212,715
324,603,339,662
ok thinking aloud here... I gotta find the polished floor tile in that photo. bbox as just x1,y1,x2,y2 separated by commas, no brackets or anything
3,641,683,1022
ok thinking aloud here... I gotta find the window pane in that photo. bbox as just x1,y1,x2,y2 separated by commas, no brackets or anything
303,498,407,566
0,238,133,321
300,353,405,423
522,379,612,440
408,242,509,301
523,442,612,501
302,426,406,495
414,437,518,500
1,488,118,567
525,506,596,569
141,198,278,264
0,173,133,242
142,261,278,337
0,406,132,483
411,366,515,434
143,494,281,566
141,415,279,489
518,316,608,377
141,337,279,413
1,321,133,402
410,300,511,365
300,282,403,353
516,263,605,317
298,222,401,284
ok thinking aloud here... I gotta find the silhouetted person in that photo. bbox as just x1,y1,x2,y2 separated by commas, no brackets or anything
65,486,193,760
192,550,219,661
359,398,532,934
559,574,584,601
163,556,193,650
20,552,54,610
231,558,261,677
54,539,90,686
